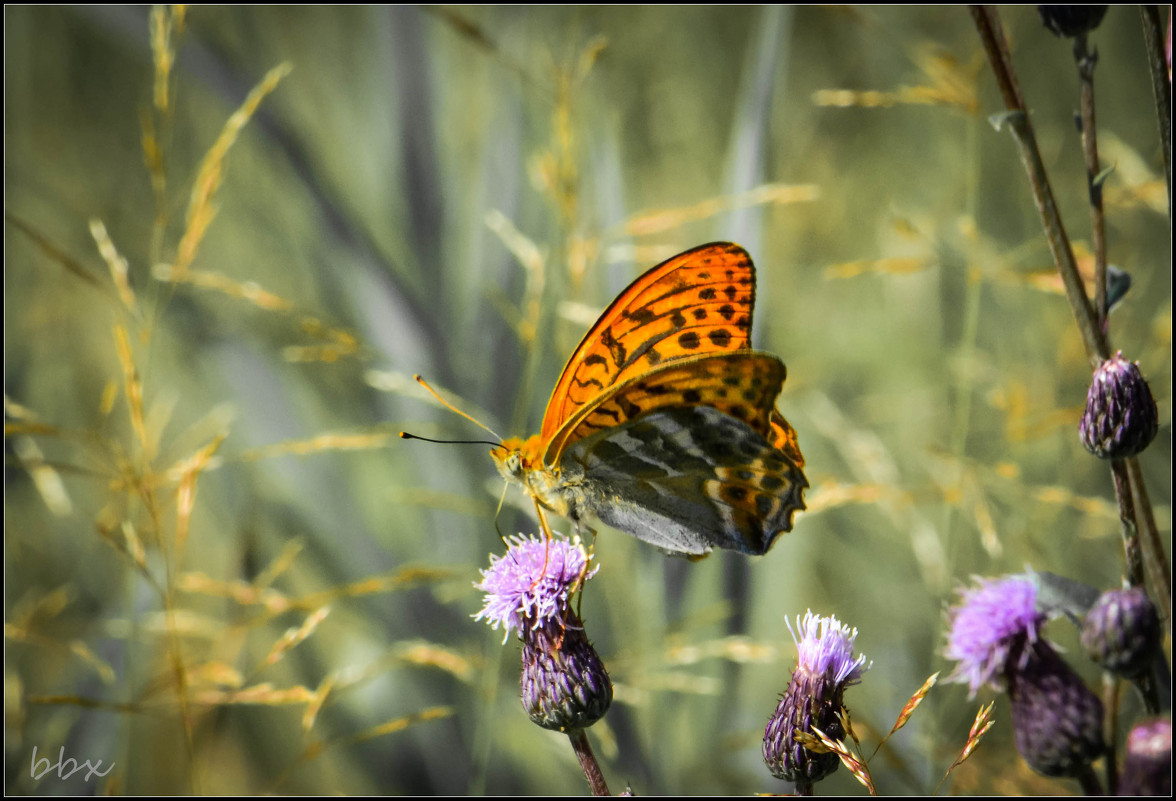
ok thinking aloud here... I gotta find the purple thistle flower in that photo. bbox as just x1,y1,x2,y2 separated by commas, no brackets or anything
944,575,1044,697
763,611,870,787
474,533,596,643
475,534,610,732
945,574,1105,779
789,612,871,689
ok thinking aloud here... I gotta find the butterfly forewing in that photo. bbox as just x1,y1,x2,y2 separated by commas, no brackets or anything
544,351,786,464
540,243,756,441
560,406,807,555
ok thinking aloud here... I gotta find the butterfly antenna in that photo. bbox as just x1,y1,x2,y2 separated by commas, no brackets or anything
399,432,499,447
411,374,503,442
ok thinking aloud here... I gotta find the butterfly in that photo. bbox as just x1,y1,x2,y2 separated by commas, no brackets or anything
489,242,806,557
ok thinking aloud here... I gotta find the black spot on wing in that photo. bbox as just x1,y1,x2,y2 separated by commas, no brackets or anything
625,306,656,324
708,329,732,348
759,474,784,491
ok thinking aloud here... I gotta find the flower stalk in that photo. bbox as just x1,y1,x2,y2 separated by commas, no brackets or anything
969,6,1108,364
1137,5,1172,221
969,5,1170,625
568,728,610,797
1072,31,1109,327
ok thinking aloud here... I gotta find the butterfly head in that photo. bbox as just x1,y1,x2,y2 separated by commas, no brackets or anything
489,435,546,484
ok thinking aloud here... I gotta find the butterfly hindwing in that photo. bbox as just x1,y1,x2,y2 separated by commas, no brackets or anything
558,405,807,555
540,243,755,441
768,410,806,469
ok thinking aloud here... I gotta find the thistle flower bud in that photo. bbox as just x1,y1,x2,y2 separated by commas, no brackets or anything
1037,6,1108,38
475,534,611,732
763,612,870,786
1079,352,1158,460
520,610,612,731
1008,640,1105,778
1118,717,1172,796
1080,586,1161,679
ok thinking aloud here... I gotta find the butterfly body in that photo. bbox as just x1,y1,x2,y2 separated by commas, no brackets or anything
491,243,806,557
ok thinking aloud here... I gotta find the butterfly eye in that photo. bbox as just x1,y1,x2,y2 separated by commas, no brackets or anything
506,452,523,476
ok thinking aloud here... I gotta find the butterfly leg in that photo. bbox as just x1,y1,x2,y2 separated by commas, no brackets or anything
532,495,555,540
565,518,596,599
572,519,598,547
531,495,554,590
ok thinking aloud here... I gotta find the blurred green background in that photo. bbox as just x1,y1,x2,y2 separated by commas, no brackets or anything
5,5,1170,795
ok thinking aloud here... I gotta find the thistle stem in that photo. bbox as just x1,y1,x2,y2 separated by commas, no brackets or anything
1073,33,1108,329
1110,461,1143,588
1075,763,1104,795
1124,458,1171,623
568,728,611,796
1138,6,1172,222
1101,673,1120,794
968,7,1109,364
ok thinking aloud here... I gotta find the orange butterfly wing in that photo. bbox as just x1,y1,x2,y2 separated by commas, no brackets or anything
769,411,805,469
539,242,756,451
544,350,786,464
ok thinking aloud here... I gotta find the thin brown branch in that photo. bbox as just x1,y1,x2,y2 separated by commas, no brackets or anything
1073,34,1108,328
1110,461,1145,588
969,6,1109,365
1125,457,1171,624
1138,6,1172,220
